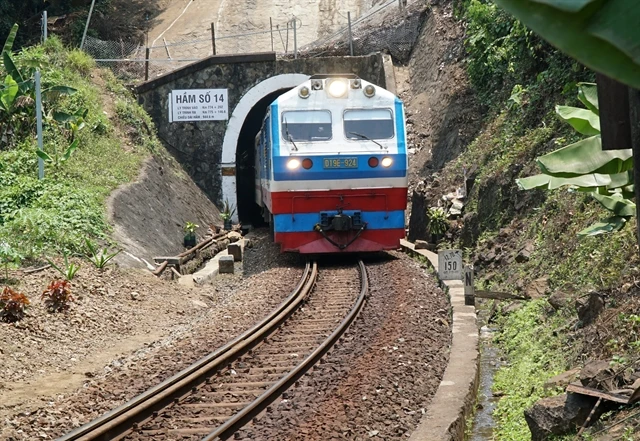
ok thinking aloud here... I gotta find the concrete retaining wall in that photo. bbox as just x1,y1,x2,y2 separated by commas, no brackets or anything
401,239,480,441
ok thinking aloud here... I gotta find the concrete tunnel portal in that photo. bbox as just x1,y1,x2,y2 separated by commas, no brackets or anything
221,73,310,226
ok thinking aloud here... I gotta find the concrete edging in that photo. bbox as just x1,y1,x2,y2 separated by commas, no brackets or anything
178,238,248,287
400,239,480,441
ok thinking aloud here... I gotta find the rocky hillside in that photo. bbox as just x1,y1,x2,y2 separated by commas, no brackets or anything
403,1,640,439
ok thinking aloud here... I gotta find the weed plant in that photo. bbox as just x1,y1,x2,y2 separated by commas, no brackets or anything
0,286,30,322
85,239,121,270
41,279,74,312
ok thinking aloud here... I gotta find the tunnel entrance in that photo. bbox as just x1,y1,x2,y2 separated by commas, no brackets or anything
236,89,290,226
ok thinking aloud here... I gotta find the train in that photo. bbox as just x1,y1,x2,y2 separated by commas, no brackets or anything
254,74,408,254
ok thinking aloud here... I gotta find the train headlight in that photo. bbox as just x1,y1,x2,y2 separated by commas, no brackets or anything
298,86,310,99
381,157,393,167
287,159,301,170
363,84,376,98
368,157,379,168
327,79,348,98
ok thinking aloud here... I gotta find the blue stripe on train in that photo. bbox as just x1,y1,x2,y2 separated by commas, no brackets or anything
274,210,405,233
395,97,406,155
271,102,280,156
272,154,407,181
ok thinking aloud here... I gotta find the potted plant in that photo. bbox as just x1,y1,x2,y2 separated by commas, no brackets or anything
427,207,448,244
220,199,236,231
183,222,198,248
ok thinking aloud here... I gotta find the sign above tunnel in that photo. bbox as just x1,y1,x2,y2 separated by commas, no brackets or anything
169,89,229,122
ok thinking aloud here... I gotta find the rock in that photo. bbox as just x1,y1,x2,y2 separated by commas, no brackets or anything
227,231,242,242
228,243,243,262
414,240,429,250
515,241,535,263
130,292,139,301
525,393,599,441
544,368,580,391
576,292,605,326
218,255,235,274
448,198,464,218
191,299,208,308
548,290,572,310
526,277,549,299
580,360,615,390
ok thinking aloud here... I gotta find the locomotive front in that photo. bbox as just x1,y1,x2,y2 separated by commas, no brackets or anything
255,75,408,253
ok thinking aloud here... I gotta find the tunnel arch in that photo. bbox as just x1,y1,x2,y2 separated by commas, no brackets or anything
221,73,310,223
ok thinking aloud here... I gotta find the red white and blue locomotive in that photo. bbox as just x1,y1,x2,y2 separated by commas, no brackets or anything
254,74,408,253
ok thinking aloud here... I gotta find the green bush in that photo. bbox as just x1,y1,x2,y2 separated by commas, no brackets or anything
460,0,592,126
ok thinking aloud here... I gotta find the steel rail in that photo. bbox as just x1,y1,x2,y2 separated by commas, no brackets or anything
56,261,316,441
203,260,369,441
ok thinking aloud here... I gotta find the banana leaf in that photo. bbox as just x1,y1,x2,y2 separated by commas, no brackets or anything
1,24,18,55
3,52,23,84
0,75,18,112
591,192,636,216
494,0,640,90
516,174,551,190
517,172,631,190
578,216,628,236
528,0,599,12
43,86,77,100
536,136,633,177
555,105,600,135
577,82,598,114
607,170,633,189
548,173,617,190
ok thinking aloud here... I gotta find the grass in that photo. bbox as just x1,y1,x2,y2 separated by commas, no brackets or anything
0,37,152,260
491,300,573,440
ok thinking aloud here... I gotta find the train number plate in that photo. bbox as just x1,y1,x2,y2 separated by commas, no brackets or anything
323,158,358,169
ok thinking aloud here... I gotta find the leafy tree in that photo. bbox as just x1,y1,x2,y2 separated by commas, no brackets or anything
494,0,640,89
517,83,634,235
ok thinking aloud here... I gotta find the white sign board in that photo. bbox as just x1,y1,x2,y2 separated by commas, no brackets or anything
438,249,463,280
169,89,228,122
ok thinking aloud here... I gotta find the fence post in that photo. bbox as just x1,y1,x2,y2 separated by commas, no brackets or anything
35,71,44,180
270,18,274,52
211,23,217,55
293,18,297,59
145,47,150,81
42,11,48,42
347,12,354,56
80,0,96,50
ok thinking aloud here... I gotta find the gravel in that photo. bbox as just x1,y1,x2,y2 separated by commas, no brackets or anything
1,237,451,441
0,231,303,440
238,251,451,440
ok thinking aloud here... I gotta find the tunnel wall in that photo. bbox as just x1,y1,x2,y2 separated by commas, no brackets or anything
136,52,387,221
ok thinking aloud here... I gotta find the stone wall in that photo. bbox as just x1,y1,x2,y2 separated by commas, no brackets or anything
136,52,387,207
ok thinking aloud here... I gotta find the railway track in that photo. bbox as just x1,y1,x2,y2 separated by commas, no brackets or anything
57,260,368,441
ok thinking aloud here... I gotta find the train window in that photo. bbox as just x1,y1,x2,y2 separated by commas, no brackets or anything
344,109,394,140
281,110,332,142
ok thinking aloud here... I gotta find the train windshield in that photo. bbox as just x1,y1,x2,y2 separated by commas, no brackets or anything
281,110,332,142
344,109,394,140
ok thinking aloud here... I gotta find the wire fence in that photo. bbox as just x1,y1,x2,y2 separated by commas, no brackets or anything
81,0,423,82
